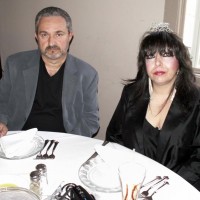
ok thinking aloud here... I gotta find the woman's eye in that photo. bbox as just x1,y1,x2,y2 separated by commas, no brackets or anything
161,51,174,57
162,52,170,57
145,54,155,59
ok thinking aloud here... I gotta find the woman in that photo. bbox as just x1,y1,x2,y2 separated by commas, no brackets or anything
106,23,200,190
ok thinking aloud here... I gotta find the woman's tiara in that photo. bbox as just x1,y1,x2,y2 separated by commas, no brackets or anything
149,22,173,33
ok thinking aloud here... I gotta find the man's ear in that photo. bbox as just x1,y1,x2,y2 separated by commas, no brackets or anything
69,32,74,42
68,32,74,52
35,33,38,44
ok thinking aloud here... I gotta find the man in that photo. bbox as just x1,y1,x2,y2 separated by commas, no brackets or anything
0,7,99,137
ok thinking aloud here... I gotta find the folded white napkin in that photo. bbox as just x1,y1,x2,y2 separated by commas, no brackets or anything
94,142,135,171
0,128,38,158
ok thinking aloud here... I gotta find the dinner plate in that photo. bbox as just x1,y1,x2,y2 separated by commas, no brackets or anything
0,135,44,160
79,156,121,193
0,187,40,200
0,175,29,188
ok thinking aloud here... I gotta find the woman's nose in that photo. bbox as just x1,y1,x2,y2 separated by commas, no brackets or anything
155,54,162,66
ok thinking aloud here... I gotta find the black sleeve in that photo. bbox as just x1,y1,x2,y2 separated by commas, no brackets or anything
105,86,129,145
176,101,200,191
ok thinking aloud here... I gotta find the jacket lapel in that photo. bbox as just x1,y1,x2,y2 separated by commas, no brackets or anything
156,98,186,162
62,55,78,131
128,96,149,153
23,53,40,117
62,54,78,104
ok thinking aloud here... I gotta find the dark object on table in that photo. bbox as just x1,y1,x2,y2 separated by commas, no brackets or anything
55,183,95,200
36,140,49,159
41,140,55,159
48,141,59,159
35,140,59,159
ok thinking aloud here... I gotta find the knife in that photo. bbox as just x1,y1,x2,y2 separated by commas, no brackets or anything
84,140,109,164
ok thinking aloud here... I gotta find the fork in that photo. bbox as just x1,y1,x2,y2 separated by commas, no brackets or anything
36,139,49,159
42,140,55,159
48,141,59,159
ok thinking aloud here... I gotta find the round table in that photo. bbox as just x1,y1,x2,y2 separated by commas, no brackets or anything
0,131,200,200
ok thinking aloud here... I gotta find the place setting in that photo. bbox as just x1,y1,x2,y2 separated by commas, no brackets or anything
0,129,61,200
79,141,136,192
78,141,170,200
0,128,59,160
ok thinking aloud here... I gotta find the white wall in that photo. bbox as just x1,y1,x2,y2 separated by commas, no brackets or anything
0,0,165,139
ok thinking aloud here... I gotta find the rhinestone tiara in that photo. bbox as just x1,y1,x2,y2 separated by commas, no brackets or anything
149,22,173,33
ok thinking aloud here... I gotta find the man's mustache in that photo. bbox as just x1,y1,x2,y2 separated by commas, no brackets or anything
45,45,60,51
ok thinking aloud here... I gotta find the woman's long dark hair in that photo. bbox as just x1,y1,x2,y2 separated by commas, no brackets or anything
126,29,198,110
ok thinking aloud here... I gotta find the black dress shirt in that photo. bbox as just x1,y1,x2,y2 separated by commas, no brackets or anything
23,58,66,132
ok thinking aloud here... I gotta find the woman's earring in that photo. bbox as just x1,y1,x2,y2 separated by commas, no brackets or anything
176,70,179,75
148,78,153,96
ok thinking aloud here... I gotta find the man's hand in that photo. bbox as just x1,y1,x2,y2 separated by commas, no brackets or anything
0,123,8,137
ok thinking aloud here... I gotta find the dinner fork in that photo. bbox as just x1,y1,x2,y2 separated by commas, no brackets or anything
48,141,59,159
42,140,55,159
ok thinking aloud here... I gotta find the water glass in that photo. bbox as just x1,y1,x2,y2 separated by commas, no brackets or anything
118,161,146,200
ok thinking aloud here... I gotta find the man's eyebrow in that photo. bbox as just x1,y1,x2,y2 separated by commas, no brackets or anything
38,31,48,34
55,30,65,33
39,30,66,33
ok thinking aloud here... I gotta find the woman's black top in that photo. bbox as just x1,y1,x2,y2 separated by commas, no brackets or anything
143,118,160,161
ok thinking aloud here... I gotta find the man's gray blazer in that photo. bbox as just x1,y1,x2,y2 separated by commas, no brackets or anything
0,50,99,137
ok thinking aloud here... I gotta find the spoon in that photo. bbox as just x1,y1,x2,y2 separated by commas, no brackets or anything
36,139,49,159
42,140,55,159
141,176,169,197
142,181,169,200
48,141,59,159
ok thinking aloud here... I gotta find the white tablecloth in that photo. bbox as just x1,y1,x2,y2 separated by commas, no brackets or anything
0,131,199,200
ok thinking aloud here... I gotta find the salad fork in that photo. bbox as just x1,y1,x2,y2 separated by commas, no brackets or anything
36,139,49,159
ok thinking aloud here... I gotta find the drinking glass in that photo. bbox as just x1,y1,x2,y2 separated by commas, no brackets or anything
118,161,146,200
